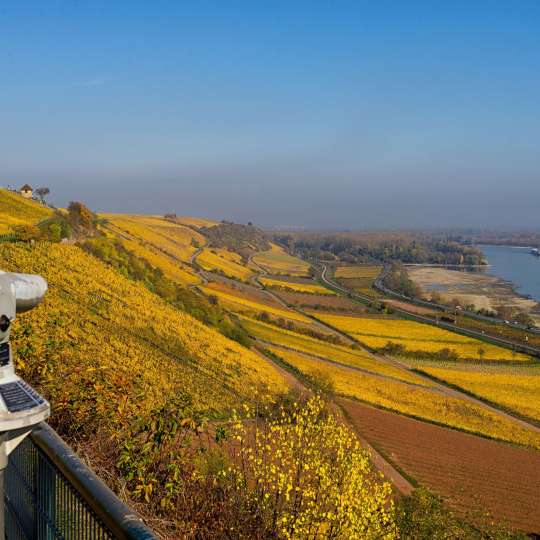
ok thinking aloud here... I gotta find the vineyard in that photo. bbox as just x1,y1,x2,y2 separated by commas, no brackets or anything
417,363,540,423
260,276,334,295
252,244,311,276
3,242,288,428
267,345,540,450
103,214,203,285
314,313,532,362
2,193,538,536
201,285,312,324
342,400,540,533
241,316,430,386
334,265,382,279
0,188,53,233
196,248,254,281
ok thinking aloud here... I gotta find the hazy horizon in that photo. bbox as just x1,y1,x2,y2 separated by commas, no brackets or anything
2,2,539,229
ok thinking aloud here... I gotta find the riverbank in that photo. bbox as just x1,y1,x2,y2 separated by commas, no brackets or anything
408,266,540,325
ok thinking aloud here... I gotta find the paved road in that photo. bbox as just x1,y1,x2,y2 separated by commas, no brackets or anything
320,264,540,358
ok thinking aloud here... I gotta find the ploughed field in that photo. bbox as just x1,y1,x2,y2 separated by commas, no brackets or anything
341,399,540,534
271,290,368,314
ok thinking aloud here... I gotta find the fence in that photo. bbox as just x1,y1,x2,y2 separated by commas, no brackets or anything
4,423,156,540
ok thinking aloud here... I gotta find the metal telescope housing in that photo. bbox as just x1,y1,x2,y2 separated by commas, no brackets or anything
0,271,50,438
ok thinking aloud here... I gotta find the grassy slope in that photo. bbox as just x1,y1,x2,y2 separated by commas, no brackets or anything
0,188,53,232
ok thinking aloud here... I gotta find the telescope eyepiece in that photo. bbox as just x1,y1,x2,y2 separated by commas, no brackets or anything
0,315,10,333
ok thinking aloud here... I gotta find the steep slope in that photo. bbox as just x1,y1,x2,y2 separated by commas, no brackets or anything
102,214,203,284
0,188,53,233
2,242,288,440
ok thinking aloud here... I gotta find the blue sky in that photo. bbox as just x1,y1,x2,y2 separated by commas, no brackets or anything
1,1,539,228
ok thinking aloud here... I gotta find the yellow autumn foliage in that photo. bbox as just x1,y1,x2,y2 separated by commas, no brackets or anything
253,244,311,277
268,346,540,450
260,276,335,295
240,316,431,386
227,396,397,539
420,364,540,422
315,314,531,362
334,266,382,279
202,286,312,324
0,188,53,233
197,248,254,281
2,242,288,435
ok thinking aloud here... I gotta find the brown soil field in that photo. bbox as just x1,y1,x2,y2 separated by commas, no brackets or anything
274,291,368,313
340,399,540,534
384,299,439,316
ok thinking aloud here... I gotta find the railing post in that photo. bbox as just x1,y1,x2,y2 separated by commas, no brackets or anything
37,450,56,540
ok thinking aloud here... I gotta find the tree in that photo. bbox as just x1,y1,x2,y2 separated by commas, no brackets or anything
514,311,536,328
47,223,62,242
67,201,97,232
478,347,486,362
35,187,50,203
13,224,41,242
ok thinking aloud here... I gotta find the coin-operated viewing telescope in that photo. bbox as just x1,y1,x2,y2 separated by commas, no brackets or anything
0,271,49,532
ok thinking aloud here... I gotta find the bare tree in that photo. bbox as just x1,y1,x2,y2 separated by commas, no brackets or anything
35,187,50,203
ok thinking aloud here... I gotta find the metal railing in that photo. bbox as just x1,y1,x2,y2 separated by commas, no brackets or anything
4,423,156,540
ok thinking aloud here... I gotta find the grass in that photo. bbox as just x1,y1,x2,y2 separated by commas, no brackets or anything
314,313,532,362
0,188,53,233
267,345,540,450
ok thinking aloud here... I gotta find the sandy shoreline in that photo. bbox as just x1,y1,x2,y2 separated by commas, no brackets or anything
408,266,540,324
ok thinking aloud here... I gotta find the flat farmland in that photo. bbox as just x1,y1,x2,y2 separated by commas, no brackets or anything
270,346,540,449
341,399,540,534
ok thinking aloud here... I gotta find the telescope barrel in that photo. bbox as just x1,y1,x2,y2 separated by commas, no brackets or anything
0,272,48,313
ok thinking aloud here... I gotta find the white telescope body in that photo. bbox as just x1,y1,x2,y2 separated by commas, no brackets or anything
0,271,49,433
0,271,48,315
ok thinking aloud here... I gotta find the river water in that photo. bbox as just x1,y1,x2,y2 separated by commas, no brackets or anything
478,245,540,302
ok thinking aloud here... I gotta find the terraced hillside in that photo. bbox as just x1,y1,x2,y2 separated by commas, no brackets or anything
103,214,202,284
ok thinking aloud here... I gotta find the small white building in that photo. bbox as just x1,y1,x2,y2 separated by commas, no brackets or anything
20,184,33,198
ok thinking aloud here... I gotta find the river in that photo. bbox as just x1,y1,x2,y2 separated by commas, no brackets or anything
478,245,540,303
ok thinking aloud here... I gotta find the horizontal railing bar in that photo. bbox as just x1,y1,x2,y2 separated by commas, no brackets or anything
29,423,156,540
